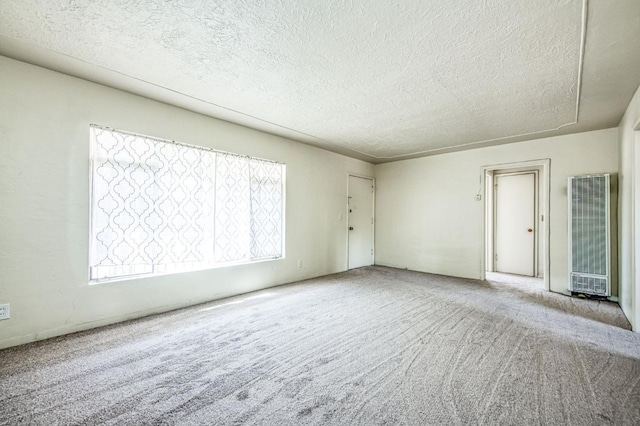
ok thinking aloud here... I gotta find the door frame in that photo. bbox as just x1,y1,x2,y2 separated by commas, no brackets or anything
480,159,550,291
347,173,375,269
491,170,539,276
633,119,640,330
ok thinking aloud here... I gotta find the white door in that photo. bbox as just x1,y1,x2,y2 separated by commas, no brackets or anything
348,175,374,269
494,173,535,276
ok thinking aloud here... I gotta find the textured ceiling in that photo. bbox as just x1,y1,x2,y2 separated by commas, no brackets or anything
1,0,639,163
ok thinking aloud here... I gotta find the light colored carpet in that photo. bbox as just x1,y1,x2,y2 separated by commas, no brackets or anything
1,266,639,425
485,271,544,290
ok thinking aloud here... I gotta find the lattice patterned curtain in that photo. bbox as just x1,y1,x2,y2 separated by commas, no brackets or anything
250,159,284,259
89,126,284,280
214,153,251,263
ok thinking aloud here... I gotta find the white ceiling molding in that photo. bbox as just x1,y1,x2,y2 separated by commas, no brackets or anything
1,0,638,163
363,0,588,161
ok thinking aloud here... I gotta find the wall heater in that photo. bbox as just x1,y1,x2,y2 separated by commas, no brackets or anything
568,174,610,296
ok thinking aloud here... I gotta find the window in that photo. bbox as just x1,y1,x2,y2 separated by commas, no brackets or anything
89,125,285,281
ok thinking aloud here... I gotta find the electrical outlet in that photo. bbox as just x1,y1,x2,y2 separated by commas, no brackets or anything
0,304,10,320
297,260,303,269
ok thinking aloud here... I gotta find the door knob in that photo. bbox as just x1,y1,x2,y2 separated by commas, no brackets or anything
349,227,354,230
527,228,533,232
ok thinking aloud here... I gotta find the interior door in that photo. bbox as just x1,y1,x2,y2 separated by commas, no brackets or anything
348,175,374,269
494,173,535,276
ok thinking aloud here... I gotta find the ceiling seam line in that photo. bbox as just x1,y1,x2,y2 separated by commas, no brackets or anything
0,38,374,160
347,121,579,160
1,0,589,162
343,0,590,160
574,0,588,124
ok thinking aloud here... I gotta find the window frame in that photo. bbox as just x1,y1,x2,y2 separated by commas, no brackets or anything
88,125,286,284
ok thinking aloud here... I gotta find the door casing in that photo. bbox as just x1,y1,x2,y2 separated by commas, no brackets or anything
347,174,375,269
481,159,550,291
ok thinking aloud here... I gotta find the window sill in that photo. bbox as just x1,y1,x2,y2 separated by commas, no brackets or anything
88,256,285,285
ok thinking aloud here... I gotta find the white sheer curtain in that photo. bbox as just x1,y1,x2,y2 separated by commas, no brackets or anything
213,153,251,263
89,126,284,281
89,127,216,280
250,159,284,259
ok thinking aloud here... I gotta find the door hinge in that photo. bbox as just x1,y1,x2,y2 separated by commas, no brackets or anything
371,218,374,224
495,254,498,262
371,249,374,255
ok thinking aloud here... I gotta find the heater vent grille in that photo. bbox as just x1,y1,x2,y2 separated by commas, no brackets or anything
568,174,610,296
570,275,607,295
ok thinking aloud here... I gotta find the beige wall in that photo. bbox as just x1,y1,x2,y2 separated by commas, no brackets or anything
1,53,636,349
617,84,640,331
0,56,373,349
374,128,619,296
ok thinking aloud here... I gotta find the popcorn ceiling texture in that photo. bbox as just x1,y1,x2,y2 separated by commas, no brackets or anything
1,1,637,160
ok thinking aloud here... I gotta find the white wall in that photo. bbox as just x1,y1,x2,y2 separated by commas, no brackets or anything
0,56,373,349
375,128,619,297
617,84,640,331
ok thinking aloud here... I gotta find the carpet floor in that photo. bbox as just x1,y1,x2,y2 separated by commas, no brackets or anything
1,266,639,425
